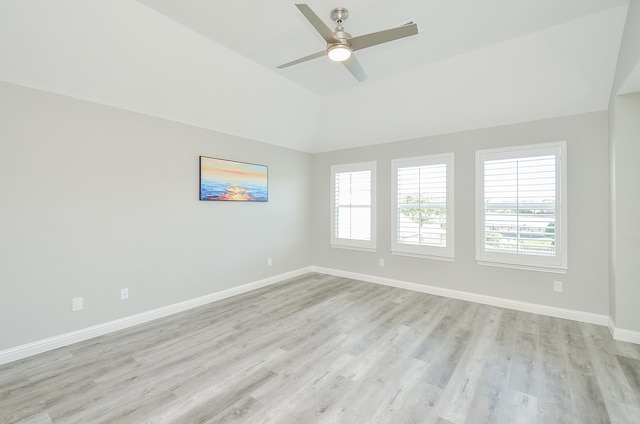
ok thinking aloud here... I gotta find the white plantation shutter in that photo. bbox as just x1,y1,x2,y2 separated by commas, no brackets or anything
335,170,371,240
397,163,447,247
392,154,454,259
484,155,556,255
476,142,567,273
331,162,376,250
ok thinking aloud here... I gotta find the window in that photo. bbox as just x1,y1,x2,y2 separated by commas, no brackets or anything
392,153,454,259
476,141,567,273
331,162,376,251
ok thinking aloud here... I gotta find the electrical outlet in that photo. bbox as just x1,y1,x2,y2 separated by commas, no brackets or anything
72,297,83,312
553,281,563,293
379,258,385,267
120,288,129,300
267,258,272,266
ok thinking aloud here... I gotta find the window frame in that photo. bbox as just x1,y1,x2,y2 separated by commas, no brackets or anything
475,141,567,273
330,161,377,252
391,153,454,260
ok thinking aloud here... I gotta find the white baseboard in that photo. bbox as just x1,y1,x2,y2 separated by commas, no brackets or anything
608,316,617,338
608,317,640,344
0,267,312,366
311,266,610,326
3,265,637,365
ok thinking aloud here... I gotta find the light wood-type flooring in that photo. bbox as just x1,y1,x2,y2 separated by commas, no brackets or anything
1,273,640,423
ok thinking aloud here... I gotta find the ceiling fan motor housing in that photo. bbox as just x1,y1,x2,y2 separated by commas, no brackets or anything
333,29,351,41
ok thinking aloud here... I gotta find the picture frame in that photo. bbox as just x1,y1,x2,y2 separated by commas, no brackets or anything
199,156,268,202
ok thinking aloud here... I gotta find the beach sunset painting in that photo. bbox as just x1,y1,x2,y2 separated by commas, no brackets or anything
199,156,268,202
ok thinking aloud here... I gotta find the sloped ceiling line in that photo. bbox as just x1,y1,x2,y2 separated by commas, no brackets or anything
0,0,630,153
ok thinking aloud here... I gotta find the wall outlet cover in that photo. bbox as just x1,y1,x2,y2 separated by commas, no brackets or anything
553,281,563,292
72,297,83,312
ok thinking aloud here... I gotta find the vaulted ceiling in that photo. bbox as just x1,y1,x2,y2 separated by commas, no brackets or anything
0,1,632,152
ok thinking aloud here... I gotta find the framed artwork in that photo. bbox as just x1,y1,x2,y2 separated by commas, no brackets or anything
199,156,268,202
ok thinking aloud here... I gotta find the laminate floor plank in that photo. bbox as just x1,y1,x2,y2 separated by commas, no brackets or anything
616,355,640,402
14,413,52,424
465,366,509,424
252,353,359,424
412,315,460,362
1,273,639,423
433,306,503,424
585,341,638,412
501,389,538,424
569,372,612,424
422,327,472,389
388,380,443,424
565,326,596,376
265,358,356,424
508,331,540,397
396,291,446,327
465,309,522,424
537,362,574,424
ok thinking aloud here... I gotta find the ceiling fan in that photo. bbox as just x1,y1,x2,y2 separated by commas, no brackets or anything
277,4,418,82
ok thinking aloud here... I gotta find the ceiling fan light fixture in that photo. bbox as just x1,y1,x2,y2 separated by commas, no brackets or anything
277,4,419,82
327,43,352,62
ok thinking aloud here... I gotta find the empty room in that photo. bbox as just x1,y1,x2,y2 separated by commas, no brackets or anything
1,1,640,423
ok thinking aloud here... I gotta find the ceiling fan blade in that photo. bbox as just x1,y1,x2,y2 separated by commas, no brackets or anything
349,23,418,52
295,4,337,43
343,55,367,82
277,50,326,69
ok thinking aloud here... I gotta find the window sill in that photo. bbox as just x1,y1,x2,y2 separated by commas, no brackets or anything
476,260,567,274
392,250,454,262
331,244,377,253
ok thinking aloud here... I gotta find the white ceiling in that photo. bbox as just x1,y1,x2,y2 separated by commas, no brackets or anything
138,0,630,95
618,62,640,95
0,1,632,152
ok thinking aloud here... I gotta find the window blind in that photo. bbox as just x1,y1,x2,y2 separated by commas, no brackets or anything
483,154,556,256
397,163,447,247
334,170,371,241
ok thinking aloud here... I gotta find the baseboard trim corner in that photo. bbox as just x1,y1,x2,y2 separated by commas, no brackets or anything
608,317,640,344
311,266,610,327
0,267,312,366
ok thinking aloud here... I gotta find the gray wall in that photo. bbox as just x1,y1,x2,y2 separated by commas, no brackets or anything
0,82,311,350
608,0,640,336
1,79,633,352
311,112,610,316
610,92,640,332
611,0,640,96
